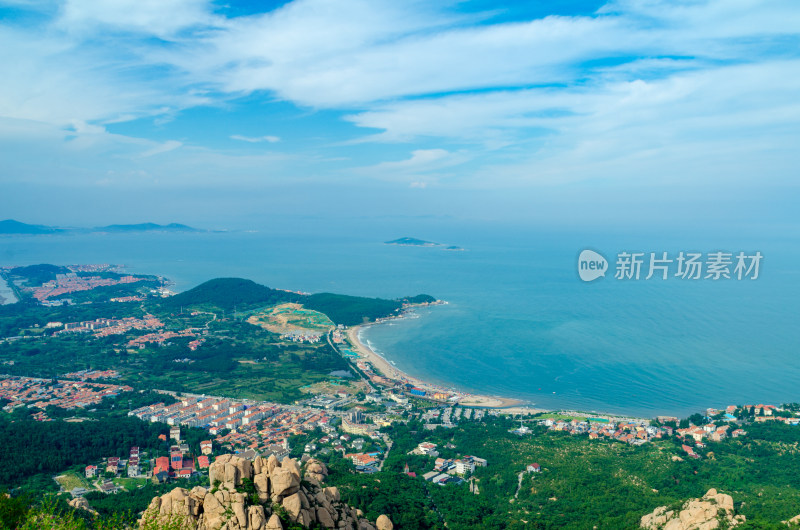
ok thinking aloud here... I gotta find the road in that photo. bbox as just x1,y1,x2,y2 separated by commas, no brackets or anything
378,439,393,471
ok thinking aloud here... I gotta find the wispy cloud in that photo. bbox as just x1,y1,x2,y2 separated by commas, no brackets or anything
140,140,183,158
230,134,281,143
0,0,798,207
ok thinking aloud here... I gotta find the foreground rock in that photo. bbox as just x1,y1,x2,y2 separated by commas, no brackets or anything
141,456,390,530
68,496,97,516
640,488,745,529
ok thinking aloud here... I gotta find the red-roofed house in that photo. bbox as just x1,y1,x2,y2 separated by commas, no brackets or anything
527,463,541,473
154,457,170,475
681,445,699,458
197,456,210,469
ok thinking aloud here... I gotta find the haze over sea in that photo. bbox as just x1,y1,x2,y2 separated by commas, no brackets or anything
2,221,798,418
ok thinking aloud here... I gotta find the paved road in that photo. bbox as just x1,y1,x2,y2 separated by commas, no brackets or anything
378,440,393,471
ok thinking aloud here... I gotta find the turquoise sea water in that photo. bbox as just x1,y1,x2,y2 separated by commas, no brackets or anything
1,224,798,417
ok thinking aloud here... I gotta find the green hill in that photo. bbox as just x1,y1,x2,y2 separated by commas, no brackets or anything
160,278,296,311
7,264,70,286
399,294,437,305
304,293,402,326
160,278,419,325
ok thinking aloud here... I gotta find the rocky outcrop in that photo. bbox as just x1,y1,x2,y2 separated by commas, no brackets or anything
376,514,394,530
141,455,391,530
784,514,800,526
304,459,328,483
68,496,97,515
640,489,745,530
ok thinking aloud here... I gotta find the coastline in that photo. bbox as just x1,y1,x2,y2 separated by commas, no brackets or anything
345,315,537,411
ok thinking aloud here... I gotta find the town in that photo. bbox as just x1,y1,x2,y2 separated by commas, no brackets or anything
0,375,132,413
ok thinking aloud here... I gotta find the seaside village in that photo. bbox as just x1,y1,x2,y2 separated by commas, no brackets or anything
2,369,799,500
1,265,799,502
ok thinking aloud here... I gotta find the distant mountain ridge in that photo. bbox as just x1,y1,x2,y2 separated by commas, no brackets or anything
0,219,61,234
96,223,200,233
0,219,203,235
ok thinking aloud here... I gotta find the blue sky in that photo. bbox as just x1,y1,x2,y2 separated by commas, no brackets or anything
0,0,798,231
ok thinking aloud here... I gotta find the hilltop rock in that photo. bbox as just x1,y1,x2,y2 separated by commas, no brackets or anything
640,488,745,529
209,453,252,490
305,458,328,482
68,496,97,515
141,454,388,530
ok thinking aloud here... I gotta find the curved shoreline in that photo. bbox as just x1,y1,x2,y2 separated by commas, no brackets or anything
346,316,538,411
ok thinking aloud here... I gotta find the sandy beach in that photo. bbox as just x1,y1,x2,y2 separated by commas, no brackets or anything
345,323,531,410
0,277,17,306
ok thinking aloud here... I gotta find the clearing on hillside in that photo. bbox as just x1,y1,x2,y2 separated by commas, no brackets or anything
247,303,334,335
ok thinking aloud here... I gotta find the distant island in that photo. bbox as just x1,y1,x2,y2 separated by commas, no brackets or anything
385,237,466,251
0,219,203,235
385,237,441,247
95,223,200,233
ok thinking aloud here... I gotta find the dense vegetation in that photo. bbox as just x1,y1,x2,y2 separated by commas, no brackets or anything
317,417,800,529
303,293,402,326
5,264,70,286
159,278,295,312
0,299,148,338
161,277,413,326
0,397,209,494
399,294,437,305
0,493,192,529
126,319,348,402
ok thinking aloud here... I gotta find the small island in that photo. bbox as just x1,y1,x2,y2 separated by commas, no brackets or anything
385,237,467,251
384,237,441,247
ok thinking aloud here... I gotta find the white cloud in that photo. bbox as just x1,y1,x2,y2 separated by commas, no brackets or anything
140,140,183,157
355,149,470,185
57,0,218,38
230,134,281,143
0,0,798,193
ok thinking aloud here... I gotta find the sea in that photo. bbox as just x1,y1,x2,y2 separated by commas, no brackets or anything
2,221,798,417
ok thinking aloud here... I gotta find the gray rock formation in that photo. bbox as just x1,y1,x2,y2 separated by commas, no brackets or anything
141,455,391,530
